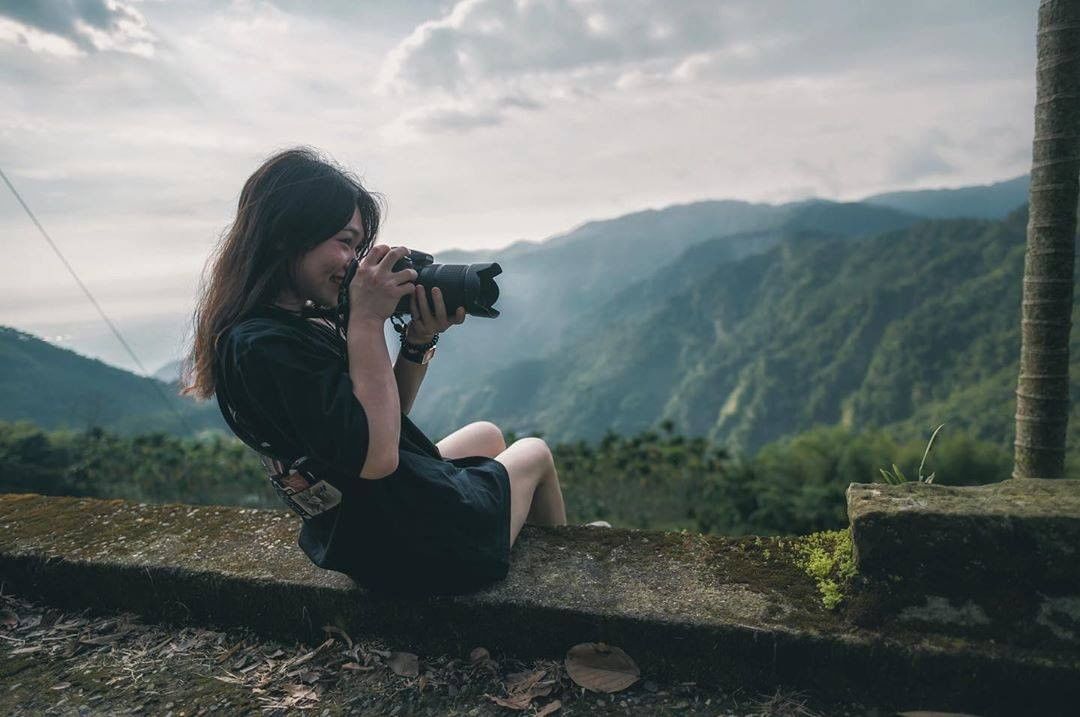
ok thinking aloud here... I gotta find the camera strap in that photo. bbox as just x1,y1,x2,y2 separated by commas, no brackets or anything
216,371,342,521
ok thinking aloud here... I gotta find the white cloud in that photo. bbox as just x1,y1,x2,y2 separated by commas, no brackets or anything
380,89,544,141
378,0,1028,96
371,0,1032,141
0,17,83,57
0,0,157,58
378,0,726,94
0,0,1039,372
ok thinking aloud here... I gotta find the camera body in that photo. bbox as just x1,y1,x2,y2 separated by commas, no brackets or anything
391,249,435,281
336,248,502,323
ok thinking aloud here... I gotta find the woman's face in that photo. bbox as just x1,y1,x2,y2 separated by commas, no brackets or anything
285,206,366,308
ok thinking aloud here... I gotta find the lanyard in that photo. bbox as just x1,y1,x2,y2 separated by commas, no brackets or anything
214,346,343,520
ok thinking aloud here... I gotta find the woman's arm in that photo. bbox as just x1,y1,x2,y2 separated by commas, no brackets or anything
347,314,401,478
393,350,428,416
391,285,462,417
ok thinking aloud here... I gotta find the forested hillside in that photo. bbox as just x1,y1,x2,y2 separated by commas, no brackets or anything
0,327,225,435
408,201,920,433
3,182,1072,481
423,207,1080,473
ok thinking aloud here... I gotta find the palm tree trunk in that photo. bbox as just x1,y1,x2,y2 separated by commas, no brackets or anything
1013,0,1080,479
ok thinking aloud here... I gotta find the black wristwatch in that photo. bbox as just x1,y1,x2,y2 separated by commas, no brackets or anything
399,330,439,365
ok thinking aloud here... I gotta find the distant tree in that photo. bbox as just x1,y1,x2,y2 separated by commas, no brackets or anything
1014,0,1079,479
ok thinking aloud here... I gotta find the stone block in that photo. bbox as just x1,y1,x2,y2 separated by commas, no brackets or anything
846,478,1080,648
1,492,1078,714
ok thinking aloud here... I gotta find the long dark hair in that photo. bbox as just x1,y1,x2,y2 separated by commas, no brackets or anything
181,146,384,400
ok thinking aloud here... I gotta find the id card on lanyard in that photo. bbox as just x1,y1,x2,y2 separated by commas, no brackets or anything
260,454,343,520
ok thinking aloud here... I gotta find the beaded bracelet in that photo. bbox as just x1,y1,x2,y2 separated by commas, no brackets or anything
400,330,439,352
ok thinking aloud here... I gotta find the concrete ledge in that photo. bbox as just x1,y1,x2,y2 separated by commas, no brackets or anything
1,492,1078,715
847,479,1080,649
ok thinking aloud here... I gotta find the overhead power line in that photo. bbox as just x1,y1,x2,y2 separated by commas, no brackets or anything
0,166,196,435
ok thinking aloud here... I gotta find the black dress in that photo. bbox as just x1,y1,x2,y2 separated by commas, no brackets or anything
213,303,512,596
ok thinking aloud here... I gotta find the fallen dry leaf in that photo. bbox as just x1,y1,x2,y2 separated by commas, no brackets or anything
239,660,263,674
388,651,419,678
485,692,533,710
323,624,353,650
10,645,42,655
535,700,562,716
484,668,556,711
216,640,245,664
564,642,640,693
505,669,546,694
79,633,124,646
282,682,319,701
285,637,334,672
280,682,311,695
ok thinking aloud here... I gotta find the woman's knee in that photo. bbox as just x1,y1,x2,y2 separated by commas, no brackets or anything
471,420,507,455
509,437,556,476
438,420,507,460
496,436,553,483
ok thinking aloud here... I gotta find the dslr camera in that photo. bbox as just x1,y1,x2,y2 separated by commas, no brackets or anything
390,249,502,319
337,248,502,323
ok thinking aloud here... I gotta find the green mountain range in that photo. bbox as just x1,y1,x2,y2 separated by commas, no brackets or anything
409,200,923,437
860,174,1029,219
3,174,1072,474
417,207,1080,470
425,198,921,384
0,326,224,435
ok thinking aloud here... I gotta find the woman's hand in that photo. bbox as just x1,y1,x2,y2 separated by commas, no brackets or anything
405,283,466,344
348,245,418,323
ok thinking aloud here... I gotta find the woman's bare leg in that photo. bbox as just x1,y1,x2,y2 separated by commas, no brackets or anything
436,423,567,546
436,421,506,460
494,437,567,546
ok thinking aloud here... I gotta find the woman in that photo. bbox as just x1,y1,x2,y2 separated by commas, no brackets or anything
181,146,567,596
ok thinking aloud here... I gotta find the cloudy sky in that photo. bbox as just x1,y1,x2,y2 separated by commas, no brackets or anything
0,0,1036,374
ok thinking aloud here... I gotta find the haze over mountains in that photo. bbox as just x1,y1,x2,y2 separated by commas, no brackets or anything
860,174,1030,219
436,207,1075,458
5,174,1063,463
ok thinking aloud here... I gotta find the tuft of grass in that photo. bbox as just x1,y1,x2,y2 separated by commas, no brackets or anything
749,685,824,717
878,422,945,485
790,528,856,610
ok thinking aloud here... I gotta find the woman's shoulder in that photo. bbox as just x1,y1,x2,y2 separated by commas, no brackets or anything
219,308,343,366
221,315,305,353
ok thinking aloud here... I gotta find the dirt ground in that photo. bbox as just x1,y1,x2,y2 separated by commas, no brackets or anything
0,588,900,716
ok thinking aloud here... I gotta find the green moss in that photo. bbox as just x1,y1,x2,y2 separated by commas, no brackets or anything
789,528,857,610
